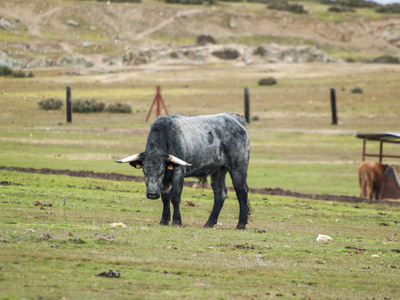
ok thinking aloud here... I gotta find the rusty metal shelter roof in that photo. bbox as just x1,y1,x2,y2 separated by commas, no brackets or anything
354,132,400,162
354,132,400,144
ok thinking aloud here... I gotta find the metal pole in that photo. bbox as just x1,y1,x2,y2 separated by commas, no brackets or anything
379,142,383,163
66,86,72,123
244,87,250,124
156,86,161,118
330,88,337,125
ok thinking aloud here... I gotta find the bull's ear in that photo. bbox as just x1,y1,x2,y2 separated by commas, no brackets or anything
129,161,142,169
167,164,174,170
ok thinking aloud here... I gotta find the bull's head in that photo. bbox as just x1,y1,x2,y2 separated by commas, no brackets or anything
116,151,192,200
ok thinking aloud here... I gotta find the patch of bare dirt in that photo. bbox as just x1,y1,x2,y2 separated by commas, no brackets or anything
1,166,399,206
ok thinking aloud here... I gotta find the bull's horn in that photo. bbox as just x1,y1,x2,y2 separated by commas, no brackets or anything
169,155,192,166
115,154,140,163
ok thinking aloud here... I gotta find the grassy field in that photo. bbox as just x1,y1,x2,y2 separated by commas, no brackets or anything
0,61,400,299
1,170,399,299
1,63,399,195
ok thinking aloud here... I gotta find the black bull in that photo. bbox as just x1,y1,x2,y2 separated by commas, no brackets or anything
116,113,250,229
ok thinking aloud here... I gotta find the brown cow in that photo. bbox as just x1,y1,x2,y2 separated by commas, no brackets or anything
358,162,389,201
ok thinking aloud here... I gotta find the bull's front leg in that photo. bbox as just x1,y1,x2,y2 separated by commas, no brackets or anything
160,195,171,226
171,198,182,227
171,169,185,227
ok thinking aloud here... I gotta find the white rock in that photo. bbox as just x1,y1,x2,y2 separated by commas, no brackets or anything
316,234,332,242
109,222,127,228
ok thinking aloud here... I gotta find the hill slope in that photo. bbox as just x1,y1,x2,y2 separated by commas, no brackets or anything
1,0,400,67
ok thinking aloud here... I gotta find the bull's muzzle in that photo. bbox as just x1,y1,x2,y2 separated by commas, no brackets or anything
146,192,160,200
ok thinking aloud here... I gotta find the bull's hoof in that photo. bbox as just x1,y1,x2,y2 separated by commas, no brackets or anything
172,221,182,227
159,220,170,226
204,221,216,228
236,223,246,230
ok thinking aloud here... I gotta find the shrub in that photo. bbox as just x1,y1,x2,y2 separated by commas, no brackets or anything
336,0,376,8
0,66,13,77
319,0,334,4
105,103,132,113
212,48,240,60
251,115,260,121
328,6,355,12
267,0,307,14
164,0,203,4
96,0,141,2
0,66,33,78
72,99,105,113
258,77,277,86
371,55,400,64
38,98,63,110
197,35,217,45
351,87,363,94
375,4,400,14
287,4,308,14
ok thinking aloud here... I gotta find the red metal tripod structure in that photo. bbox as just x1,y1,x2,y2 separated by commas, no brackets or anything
145,86,169,122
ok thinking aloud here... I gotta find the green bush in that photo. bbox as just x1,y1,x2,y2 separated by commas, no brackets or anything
247,0,268,3
0,66,13,77
197,35,217,45
72,99,105,113
375,4,400,14
328,6,355,12
336,0,376,8
371,55,400,64
258,77,277,86
96,0,141,2
351,87,363,94
164,0,203,4
105,103,132,113
320,0,376,8
38,98,63,111
0,66,33,78
251,115,260,121
267,0,307,14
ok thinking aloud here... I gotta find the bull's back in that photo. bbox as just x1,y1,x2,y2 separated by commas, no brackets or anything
174,113,248,149
164,114,249,175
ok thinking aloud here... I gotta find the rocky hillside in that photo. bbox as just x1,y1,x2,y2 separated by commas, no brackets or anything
1,0,400,69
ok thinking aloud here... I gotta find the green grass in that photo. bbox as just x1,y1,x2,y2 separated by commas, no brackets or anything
1,63,400,197
1,171,399,299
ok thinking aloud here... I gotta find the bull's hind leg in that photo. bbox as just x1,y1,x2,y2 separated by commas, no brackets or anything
230,170,250,230
204,168,228,228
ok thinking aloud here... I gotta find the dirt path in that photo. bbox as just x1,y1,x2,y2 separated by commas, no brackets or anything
135,9,203,40
1,166,398,206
